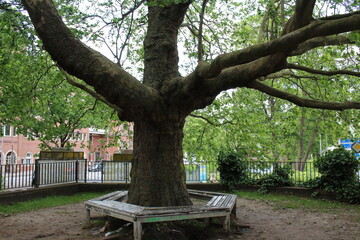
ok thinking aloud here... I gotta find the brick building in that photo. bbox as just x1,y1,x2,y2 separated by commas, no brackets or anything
0,124,133,165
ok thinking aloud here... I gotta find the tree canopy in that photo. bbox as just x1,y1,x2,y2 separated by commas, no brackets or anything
0,3,118,149
2,0,360,206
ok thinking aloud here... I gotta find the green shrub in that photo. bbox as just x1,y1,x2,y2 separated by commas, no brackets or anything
314,147,360,203
217,151,248,190
316,147,359,183
257,164,292,193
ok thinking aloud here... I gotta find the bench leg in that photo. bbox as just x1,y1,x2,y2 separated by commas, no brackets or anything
223,214,230,232
204,217,210,226
133,221,142,240
84,208,91,226
231,201,237,218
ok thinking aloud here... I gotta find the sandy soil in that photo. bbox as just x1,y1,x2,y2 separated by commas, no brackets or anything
0,197,359,240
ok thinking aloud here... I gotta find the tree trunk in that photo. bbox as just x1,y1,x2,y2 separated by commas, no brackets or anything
303,128,318,163
296,114,305,171
127,118,192,207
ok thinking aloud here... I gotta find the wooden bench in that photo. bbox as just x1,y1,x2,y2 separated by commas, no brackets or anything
84,190,237,240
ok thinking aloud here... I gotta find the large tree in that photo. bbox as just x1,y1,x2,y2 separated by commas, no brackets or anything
18,0,360,207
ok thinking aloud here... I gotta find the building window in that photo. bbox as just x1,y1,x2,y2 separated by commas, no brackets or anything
0,152,3,165
75,132,81,140
25,153,33,164
4,125,11,136
95,152,101,161
6,151,16,165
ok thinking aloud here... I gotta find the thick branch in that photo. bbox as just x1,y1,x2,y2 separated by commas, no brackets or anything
248,80,360,111
283,0,316,34
21,0,158,121
194,11,360,79
287,63,360,77
59,68,125,115
290,35,354,56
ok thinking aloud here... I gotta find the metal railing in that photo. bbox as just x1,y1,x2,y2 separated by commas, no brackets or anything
1,159,359,190
85,160,131,183
0,164,35,189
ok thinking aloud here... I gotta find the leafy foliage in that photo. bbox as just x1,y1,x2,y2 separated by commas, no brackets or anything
0,4,119,150
312,147,360,203
217,151,249,190
257,164,293,193
316,147,359,182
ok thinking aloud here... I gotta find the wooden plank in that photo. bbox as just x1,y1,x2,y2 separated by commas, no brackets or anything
138,206,228,218
139,210,229,223
89,191,127,201
85,200,145,221
188,190,216,199
207,196,226,207
87,200,144,214
206,196,220,206
188,189,223,197
106,191,128,201
226,195,237,208
220,195,233,207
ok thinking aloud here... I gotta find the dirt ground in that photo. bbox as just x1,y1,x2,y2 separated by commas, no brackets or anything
0,197,359,240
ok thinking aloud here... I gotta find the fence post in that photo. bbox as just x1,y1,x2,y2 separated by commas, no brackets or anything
84,159,87,183
101,161,104,183
0,165,3,190
125,161,129,183
33,159,40,188
75,160,79,183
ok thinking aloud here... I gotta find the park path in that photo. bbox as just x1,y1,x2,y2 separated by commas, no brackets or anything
0,197,359,240
235,198,360,240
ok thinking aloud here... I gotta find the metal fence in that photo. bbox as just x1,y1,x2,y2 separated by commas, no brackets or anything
1,159,359,190
0,163,35,189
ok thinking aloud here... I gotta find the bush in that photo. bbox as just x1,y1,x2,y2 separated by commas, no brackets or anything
257,164,292,193
316,147,359,183
314,147,360,203
217,151,248,190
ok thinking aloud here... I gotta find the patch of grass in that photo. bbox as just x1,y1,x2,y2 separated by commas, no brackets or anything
0,192,109,215
234,190,360,214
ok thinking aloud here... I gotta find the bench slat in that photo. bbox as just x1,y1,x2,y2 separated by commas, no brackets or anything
90,191,128,201
106,192,128,201
220,196,233,207
207,195,226,207
188,189,224,197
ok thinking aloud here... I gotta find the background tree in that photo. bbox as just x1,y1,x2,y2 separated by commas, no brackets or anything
0,3,118,150
184,0,360,167
13,0,360,207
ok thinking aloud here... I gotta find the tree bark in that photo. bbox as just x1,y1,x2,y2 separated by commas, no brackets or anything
303,128,318,164
127,117,192,207
296,113,305,171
